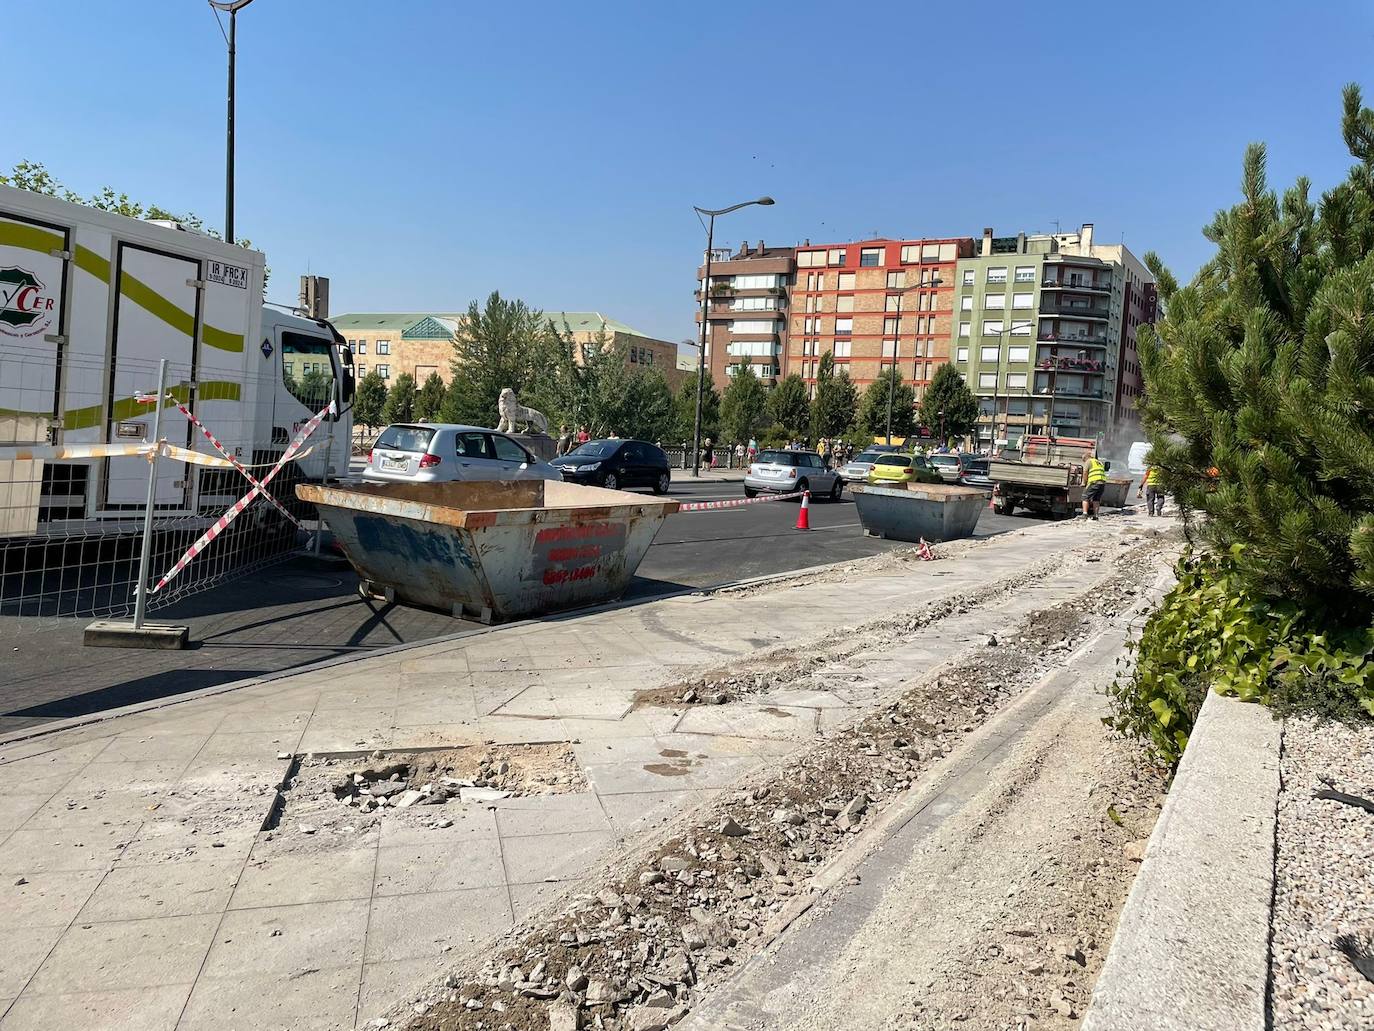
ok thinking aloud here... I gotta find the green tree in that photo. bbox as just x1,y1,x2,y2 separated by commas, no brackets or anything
578,330,633,437
1138,82,1374,621
811,353,858,440
381,373,417,425
721,363,769,445
441,292,553,426
857,368,916,441
414,372,446,422
767,373,811,439
619,369,675,443
353,370,387,430
919,363,978,444
673,375,720,443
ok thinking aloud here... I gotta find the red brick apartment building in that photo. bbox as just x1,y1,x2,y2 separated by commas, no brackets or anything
787,237,975,398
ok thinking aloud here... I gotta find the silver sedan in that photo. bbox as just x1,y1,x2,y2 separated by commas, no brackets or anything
362,423,560,483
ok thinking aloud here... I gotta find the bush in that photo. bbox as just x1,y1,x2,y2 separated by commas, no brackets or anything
1107,547,1374,766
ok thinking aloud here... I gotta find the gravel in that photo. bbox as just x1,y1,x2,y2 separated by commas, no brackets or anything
1271,716,1374,1029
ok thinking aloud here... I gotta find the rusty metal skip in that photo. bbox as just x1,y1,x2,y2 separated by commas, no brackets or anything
297,479,678,623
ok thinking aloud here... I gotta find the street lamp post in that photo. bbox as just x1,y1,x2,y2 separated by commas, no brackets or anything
693,197,774,477
209,0,255,244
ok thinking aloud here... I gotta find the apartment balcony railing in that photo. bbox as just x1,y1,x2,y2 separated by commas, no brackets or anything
1037,329,1109,346
1036,356,1105,372
1041,278,1112,293
1039,298,1111,319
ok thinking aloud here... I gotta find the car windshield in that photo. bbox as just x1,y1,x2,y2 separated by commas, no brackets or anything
852,452,882,464
756,450,803,466
875,456,910,467
965,459,989,474
930,455,960,467
374,425,436,453
565,441,619,459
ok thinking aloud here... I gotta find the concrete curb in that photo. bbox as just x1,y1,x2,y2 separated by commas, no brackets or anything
1082,690,1280,1031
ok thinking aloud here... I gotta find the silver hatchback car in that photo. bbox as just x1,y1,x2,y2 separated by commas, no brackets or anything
744,449,843,500
362,423,560,484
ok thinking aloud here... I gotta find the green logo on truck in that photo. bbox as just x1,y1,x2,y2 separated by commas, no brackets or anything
0,266,56,338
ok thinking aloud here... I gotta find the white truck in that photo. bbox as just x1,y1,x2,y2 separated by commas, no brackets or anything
0,184,354,540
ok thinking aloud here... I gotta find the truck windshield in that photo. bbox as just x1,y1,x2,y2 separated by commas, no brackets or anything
282,331,335,411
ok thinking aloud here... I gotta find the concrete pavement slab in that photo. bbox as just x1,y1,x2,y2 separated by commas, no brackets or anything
0,868,104,928
0,923,67,998
373,839,507,896
24,913,219,995
200,899,370,981
493,792,613,838
363,886,512,963
76,856,242,921
0,983,193,1031
501,828,616,885
231,844,376,909
177,966,361,1031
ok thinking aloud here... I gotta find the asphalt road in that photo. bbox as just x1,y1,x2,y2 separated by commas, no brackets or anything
0,481,1024,733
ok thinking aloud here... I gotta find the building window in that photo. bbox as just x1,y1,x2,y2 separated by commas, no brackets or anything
980,345,1000,362
735,274,780,289
900,244,919,263
984,294,1006,309
828,249,846,266
834,317,853,335
1008,345,1031,363
959,321,971,338
962,269,975,286
979,372,997,389
834,340,852,357
1015,266,1036,283
1011,319,1034,336
837,272,856,290
886,271,905,289
885,294,901,312
731,320,777,335
860,247,882,267
987,267,1008,284
354,340,367,354
1012,293,1033,309
882,339,899,359
630,348,638,363
836,295,855,313
961,296,974,311
956,347,969,362
982,319,1004,336
378,364,390,379
1007,372,1028,389
797,250,824,268
377,340,390,355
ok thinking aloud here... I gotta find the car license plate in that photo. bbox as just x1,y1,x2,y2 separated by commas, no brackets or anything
381,456,408,472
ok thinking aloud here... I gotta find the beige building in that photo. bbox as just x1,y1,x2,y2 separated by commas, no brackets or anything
332,311,683,388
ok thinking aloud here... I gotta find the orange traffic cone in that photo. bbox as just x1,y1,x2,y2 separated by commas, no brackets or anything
795,490,811,531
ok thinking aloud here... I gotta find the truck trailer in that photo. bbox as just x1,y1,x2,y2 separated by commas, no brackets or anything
987,435,1095,517
0,184,354,543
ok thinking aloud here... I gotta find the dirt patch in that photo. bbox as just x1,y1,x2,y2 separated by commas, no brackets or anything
390,534,1177,1031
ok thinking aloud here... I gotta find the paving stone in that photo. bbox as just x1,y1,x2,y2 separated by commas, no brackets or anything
78,857,241,921
0,983,192,1031
230,845,375,909
373,840,507,896
23,914,218,995
364,887,512,963
502,830,615,885
198,900,368,981
177,966,362,1031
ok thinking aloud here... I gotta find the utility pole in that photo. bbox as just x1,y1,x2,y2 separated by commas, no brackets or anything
209,0,255,244
692,197,774,477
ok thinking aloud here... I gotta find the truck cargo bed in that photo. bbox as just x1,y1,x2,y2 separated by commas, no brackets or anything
988,460,1073,488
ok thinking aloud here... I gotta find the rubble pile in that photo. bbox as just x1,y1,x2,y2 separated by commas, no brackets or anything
279,744,584,836
395,542,1174,1031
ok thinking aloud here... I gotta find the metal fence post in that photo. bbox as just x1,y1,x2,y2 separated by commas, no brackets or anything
132,358,168,630
314,405,335,556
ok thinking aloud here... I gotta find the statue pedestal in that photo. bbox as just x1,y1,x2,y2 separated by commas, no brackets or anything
513,433,557,462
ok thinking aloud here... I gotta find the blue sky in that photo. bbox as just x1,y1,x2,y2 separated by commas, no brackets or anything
4,1,1372,347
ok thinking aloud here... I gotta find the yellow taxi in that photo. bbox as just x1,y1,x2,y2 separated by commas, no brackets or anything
865,453,943,486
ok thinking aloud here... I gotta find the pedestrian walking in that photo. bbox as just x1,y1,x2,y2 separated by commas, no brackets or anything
704,437,715,469
1082,451,1108,520
1138,464,1164,516
748,437,758,463
576,425,590,444
556,425,572,456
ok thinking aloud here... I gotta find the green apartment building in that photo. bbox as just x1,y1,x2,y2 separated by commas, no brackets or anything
950,224,1156,447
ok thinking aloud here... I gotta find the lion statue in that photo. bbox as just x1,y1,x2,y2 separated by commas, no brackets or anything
496,387,549,435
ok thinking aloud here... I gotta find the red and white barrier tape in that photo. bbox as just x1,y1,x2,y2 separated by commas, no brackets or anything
0,440,314,469
679,490,805,512
171,400,301,529
152,400,334,594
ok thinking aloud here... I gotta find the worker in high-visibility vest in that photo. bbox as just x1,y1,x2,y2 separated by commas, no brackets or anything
1082,452,1109,520
1137,465,1164,517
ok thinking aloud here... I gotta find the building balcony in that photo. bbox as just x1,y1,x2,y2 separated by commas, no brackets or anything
1041,277,1112,293
1037,329,1109,347
726,332,782,344
1036,386,1106,401
1036,355,1106,372
1039,298,1111,320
